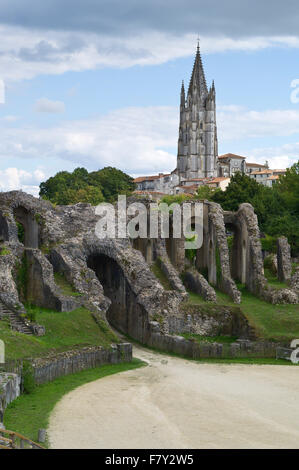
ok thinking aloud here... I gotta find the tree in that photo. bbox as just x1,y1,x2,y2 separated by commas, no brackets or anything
88,167,135,202
211,172,265,211
39,166,135,205
275,161,299,215
196,185,221,200
209,170,299,255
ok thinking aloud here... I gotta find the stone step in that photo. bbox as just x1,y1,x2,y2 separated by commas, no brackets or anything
0,301,33,335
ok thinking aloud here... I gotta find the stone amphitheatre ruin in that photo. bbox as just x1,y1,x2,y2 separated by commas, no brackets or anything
0,190,298,360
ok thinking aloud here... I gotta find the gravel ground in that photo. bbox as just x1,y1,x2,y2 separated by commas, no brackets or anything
48,345,299,449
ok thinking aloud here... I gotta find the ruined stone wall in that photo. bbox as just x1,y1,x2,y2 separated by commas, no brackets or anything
26,249,82,312
277,237,292,282
32,344,132,385
165,303,256,339
147,322,279,359
0,373,21,423
183,268,217,302
208,203,241,303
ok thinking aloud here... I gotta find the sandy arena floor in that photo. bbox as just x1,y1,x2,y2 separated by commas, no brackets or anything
48,345,299,449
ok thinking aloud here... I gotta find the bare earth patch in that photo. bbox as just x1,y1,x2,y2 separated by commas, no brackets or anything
48,345,299,449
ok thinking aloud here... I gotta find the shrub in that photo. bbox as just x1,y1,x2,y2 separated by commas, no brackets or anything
22,361,36,394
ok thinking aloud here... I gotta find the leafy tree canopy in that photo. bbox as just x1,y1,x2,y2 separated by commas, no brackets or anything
211,163,299,255
39,166,136,205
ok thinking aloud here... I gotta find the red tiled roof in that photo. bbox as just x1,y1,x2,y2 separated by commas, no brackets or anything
209,177,230,183
246,162,267,168
268,175,279,180
134,173,171,183
133,190,166,195
251,169,273,175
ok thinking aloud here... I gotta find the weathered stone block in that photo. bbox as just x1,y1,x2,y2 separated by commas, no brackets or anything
277,237,292,282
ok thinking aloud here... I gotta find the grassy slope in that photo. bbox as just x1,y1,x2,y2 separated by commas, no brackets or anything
151,261,173,290
0,306,119,360
53,272,83,297
4,359,146,446
186,287,299,342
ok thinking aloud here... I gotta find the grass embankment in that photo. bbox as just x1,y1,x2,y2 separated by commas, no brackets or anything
150,259,173,290
54,272,83,297
4,358,146,446
186,286,299,342
264,268,289,290
0,306,119,360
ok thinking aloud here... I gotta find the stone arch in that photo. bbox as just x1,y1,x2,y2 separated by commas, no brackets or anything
86,251,149,339
13,206,39,248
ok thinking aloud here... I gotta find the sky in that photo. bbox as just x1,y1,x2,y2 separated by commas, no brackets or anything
0,0,298,196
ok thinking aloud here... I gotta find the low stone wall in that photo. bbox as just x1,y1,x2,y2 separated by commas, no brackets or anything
0,373,21,422
147,322,279,359
31,343,132,385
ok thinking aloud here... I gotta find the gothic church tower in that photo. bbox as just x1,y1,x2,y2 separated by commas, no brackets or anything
177,44,218,180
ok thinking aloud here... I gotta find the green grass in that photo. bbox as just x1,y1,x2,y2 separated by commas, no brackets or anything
181,333,238,344
264,268,288,290
150,260,173,290
0,306,120,360
0,246,11,256
185,287,299,342
187,290,208,305
54,272,83,297
4,358,146,446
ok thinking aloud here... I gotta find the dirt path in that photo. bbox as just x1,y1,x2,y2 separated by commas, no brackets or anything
48,345,299,449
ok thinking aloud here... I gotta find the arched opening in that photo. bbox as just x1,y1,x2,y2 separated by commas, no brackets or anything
13,206,39,248
86,253,148,339
0,212,9,243
225,221,247,284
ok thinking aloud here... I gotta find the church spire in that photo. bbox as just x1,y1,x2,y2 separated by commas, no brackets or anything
188,42,208,97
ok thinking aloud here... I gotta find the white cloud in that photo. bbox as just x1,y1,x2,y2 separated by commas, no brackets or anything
2,115,20,122
0,24,298,82
34,98,65,113
248,143,299,169
0,104,298,195
0,106,178,175
218,107,299,140
0,168,45,196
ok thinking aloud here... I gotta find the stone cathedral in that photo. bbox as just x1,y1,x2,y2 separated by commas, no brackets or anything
134,44,271,194
177,43,218,180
